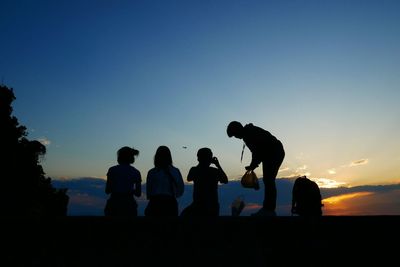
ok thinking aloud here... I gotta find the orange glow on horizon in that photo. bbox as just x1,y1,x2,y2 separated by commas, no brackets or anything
243,203,262,211
322,191,381,215
323,192,374,205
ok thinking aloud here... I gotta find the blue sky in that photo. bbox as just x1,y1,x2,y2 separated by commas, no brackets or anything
1,0,400,188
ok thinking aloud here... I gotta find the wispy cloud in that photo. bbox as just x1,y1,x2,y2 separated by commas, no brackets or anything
37,137,51,146
314,178,346,188
283,165,310,178
278,167,290,173
285,172,311,178
350,159,368,167
297,165,307,171
327,169,336,175
330,158,369,173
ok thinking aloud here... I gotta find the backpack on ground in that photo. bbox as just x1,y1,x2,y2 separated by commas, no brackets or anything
291,176,323,216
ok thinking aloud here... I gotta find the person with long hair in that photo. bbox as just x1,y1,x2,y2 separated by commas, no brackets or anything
145,146,184,216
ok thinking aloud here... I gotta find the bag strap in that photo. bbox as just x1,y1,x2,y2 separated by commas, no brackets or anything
240,142,246,162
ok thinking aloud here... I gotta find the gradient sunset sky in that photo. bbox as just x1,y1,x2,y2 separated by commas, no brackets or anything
1,0,399,188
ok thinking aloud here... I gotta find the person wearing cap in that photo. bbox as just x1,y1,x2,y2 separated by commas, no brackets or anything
227,121,285,216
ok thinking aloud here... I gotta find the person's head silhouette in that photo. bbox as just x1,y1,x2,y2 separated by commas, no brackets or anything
154,145,173,168
197,147,213,165
227,121,244,139
117,146,139,164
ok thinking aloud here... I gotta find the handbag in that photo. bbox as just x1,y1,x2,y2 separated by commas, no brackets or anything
240,170,260,190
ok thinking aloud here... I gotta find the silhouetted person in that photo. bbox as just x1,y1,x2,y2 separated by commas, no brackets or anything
181,147,228,216
227,121,285,216
104,146,141,216
145,145,184,216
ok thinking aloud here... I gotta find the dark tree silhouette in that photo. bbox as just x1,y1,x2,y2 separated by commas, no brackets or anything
0,84,69,216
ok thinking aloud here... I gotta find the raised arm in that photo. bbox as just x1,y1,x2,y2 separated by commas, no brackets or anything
213,157,228,184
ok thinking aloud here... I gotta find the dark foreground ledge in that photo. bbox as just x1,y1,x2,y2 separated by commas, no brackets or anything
3,216,399,266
